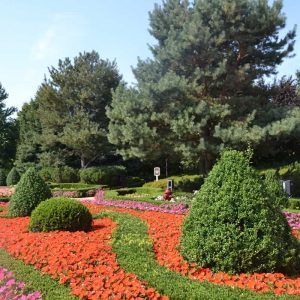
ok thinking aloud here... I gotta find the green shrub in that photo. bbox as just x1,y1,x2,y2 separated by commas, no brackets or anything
9,168,52,217
38,167,53,182
116,188,136,196
50,183,100,190
6,167,20,186
39,167,79,183
264,171,288,208
79,165,126,186
181,150,300,275
0,169,6,186
126,176,145,187
143,175,203,192
288,198,300,210
29,197,92,232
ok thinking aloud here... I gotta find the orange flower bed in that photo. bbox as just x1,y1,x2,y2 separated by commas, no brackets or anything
85,204,300,296
0,215,165,300
1,201,300,297
131,209,300,296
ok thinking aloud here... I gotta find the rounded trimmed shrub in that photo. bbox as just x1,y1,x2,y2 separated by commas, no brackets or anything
29,197,93,232
9,167,52,217
0,169,6,186
6,167,20,186
181,150,300,275
79,165,126,186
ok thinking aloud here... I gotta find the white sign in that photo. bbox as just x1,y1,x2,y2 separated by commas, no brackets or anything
154,167,160,181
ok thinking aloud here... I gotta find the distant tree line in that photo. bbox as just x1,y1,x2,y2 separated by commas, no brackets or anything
1,0,300,176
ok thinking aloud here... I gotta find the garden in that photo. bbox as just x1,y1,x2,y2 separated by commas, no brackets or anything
1,0,300,299
1,150,300,299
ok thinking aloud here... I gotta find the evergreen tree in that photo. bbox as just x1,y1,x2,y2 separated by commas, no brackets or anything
14,100,42,173
0,82,18,169
17,51,121,169
108,0,297,171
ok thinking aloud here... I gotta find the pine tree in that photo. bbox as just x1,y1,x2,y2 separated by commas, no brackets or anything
0,82,17,169
107,0,297,170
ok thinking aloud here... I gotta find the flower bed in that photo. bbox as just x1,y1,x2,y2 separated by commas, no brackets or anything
87,204,300,296
284,212,300,230
1,201,300,298
0,186,14,197
0,215,164,299
81,198,188,214
0,266,42,299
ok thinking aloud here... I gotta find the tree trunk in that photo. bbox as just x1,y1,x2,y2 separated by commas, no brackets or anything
81,154,86,169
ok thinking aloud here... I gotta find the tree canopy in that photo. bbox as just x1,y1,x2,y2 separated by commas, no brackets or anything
107,0,299,172
0,82,18,169
16,51,121,169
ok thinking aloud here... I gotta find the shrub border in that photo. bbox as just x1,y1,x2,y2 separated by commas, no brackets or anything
94,211,298,300
0,249,76,300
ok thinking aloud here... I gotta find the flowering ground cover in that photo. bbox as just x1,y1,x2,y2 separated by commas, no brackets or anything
284,212,300,230
1,201,300,299
0,266,42,299
0,186,14,197
81,198,188,214
0,212,165,299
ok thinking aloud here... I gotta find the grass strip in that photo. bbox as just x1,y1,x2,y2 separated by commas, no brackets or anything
0,249,77,300
95,211,298,300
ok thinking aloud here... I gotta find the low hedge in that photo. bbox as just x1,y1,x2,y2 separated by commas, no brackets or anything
51,188,97,198
94,211,292,300
39,167,79,183
143,175,204,192
79,165,126,186
50,183,101,190
0,249,76,299
288,198,300,210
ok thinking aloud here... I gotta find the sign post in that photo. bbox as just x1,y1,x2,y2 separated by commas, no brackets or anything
154,167,160,181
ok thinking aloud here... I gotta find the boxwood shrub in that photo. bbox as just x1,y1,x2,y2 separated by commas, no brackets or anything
6,167,20,186
29,197,92,232
181,150,300,275
288,198,300,210
9,167,52,217
79,165,126,186
39,167,79,183
264,171,288,208
143,175,204,192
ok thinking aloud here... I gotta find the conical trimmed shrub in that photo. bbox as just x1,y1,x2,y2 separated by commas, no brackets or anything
0,169,6,186
9,167,52,217
6,167,20,186
264,170,288,208
181,150,300,275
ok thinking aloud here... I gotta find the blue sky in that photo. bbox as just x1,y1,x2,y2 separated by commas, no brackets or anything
0,0,299,110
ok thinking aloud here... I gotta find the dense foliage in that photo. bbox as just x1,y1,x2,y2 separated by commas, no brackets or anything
9,168,52,217
107,0,300,172
0,169,6,186
29,198,92,232
264,171,288,208
79,165,126,186
39,166,79,183
16,51,121,170
0,83,18,169
6,167,20,186
181,150,300,274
